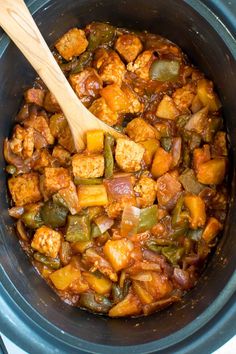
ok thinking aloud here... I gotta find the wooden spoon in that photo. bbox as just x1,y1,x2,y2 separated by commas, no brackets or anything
0,0,123,151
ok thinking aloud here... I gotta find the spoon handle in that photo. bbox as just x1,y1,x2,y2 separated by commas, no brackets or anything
0,0,122,151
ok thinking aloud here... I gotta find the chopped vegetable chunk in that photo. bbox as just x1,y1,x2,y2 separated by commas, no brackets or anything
156,95,180,120
78,184,108,207
126,118,158,142
103,238,134,271
197,158,226,185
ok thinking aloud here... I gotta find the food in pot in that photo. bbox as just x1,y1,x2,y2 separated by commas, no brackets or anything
4,22,228,317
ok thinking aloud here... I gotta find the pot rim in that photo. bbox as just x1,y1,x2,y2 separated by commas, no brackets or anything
0,1,236,353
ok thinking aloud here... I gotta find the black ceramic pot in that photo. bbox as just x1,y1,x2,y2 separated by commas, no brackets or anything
0,1,236,353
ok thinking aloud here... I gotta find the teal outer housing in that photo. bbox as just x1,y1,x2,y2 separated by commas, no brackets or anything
0,1,236,353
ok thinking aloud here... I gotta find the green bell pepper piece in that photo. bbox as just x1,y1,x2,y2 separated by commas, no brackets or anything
40,200,68,228
66,215,91,242
33,252,61,269
104,134,115,178
150,59,180,81
138,205,158,233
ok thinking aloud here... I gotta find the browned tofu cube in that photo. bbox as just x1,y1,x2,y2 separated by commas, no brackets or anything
33,149,52,171
24,115,54,145
156,172,182,209
126,118,158,142
89,97,119,126
42,167,71,198
52,145,71,165
94,48,126,86
134,176,156,208
55,28,88,61
115,34,143,63
127,50,154,80
31,226,61,258
72,154,104,178
9,125,34,158
115,138,145,172
172,83,196,113
8,173,42,206
43,92,61,113
24,88,45,106
69,68,102,105
100,84,129,113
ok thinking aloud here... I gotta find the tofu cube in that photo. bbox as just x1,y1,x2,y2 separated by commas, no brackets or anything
24,88,45,106
115,34,143,63
115,138,145,172
55,28,88,61
72,154,104,178
8,173,42,206
42,167,71,198
31,226,61,258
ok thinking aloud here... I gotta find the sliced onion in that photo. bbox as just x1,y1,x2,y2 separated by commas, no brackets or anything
33,130,48,149
8,206,24,219
131,271,153,282
171,137,182,168
121,205,140,237
16,220,29,241
95,215,114,234
4,139,30,174
173,268,190,289
104,176,135,202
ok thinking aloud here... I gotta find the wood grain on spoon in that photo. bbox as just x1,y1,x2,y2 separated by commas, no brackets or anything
0,0,123,151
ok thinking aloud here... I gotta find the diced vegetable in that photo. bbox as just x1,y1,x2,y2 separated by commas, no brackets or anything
16,219,29,241
150,59,180,81
133,281,154,304
179,169,204,194
71,240,93,253
70,51,93,74
156,95,180,120
172,195,186,227
160,137,172,152
161,246,184,265
104,134,115,178
103,238,134,271
138,205,158,233
79,292,112,314
87,22,115,51
197,79,221,112
78,184,108,207
8,206,24,219
95,214,114,233
83,271,112,295
185,106,208,134
59,241,72,265
187,228,203,241
156,173,182,210
40,200,68,228
74,177,103,185
193,145,211,173
140,139,160,165
22,204,43,229
184,195,206,229
6,164,17,175
171,137,182,168
104,176,135,203
197,158,226,185
66,215,91,242
121,205,140,237
202,217,222,243
151,147,172,178
56,181,81,215
112,284,124,303
109,293,141,317
86,130,104,153
49,263,81,290
34,252,61,269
